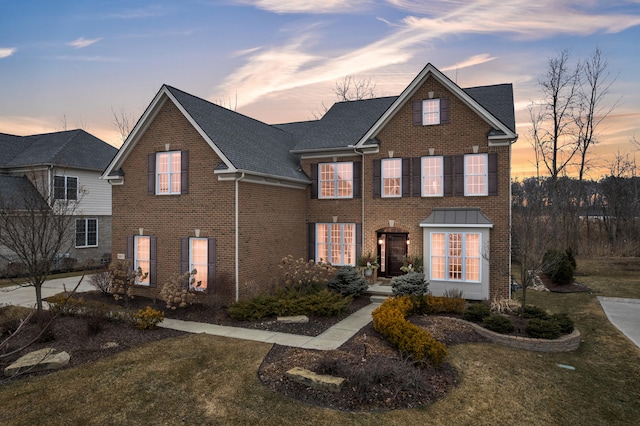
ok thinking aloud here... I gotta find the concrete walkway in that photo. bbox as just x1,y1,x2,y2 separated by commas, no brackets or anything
159,302,380,350
0,275,95,308
597,297,640,349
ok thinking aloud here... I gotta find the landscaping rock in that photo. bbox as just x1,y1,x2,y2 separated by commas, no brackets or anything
4,348,70,377
277,315,309,324
285,367,345,392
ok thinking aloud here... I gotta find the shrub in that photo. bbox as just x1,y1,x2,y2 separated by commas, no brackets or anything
517,305,549,320
550,313,574,334
526,318,561,339
133,306,164,329
462,303,491,323
483,314,515,334
108,260,147,305
327,266,368,296
159,270,198,310
400,255,424,273
391,272,428,297
421,295,465,314
88,268,111,294
372,296,448,367
542,248,575,284
277,255,336,294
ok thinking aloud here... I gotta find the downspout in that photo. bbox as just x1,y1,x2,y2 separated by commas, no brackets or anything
235,172,246,302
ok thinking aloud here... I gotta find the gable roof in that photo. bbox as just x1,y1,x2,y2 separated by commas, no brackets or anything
0,129,117,171
0,174,49,211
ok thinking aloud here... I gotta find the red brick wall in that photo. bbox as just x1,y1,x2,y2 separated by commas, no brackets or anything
301,77,512,300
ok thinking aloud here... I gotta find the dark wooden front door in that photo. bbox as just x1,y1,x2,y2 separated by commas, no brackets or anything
385,233,407,276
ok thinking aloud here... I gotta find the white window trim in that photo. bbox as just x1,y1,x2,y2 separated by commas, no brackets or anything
189,237,207,292
156,151,181,195
464,153,488,196
429,232,482,283
315,223,356,266
318,162,354,199
134,235,151,286
422,99,441,126
381,158,402,198
75,218,98,248
421,156,444,197
53,175,79,201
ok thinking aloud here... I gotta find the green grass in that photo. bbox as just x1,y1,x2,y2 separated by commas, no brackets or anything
1,257,638,425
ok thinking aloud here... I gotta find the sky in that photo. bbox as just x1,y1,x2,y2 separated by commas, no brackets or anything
1,0,639,179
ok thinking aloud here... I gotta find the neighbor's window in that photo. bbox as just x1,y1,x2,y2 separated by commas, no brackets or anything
134,236,150,285
422,156,443,196
430,232,481,282
422,99,440,125
75,218,97,248
316,223,355,266
382,158,401,197
319,162,353,198
156,151,181,194
189,238,208,291
53,176,78,200
465,154,488,196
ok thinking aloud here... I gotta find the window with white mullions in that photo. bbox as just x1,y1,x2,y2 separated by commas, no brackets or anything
134,236,150,285
319,162,353,198
465,154,488,196
316,223,355,266
382,158,401,197
156,151,182,194
421,156,443,196
75,218,98,247
189,238,208,291
422,99,440,125
430,232,481,282
53,176,78,200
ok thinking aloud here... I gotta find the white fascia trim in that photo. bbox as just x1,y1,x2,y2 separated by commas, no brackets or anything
355,63,517,147
420,223,494,229
216,170,309,189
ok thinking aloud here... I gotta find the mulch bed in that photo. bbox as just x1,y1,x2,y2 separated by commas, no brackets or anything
537,273,591,293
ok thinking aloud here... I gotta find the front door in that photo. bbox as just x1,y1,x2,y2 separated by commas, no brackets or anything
384,233,407,277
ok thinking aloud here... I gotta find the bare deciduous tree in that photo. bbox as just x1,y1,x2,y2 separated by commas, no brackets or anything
0,172,80,315
111,106,135,144
312,75,377,119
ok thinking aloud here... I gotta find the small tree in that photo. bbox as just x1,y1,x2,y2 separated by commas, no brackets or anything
107,260,147,307
0,171,79,316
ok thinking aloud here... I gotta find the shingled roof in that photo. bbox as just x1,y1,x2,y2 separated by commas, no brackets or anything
0,129,117,171
0,174,49,211
463,84,515,133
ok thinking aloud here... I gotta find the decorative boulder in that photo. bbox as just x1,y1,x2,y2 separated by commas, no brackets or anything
4,348,70,377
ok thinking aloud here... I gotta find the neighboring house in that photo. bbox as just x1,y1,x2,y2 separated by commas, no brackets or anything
0,129,118,271
102,63,517,302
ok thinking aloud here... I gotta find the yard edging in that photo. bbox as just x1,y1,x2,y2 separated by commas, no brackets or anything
448,317,581,352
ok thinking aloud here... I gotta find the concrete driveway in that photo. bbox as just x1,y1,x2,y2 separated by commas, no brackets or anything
598,297,640,349
0,275,95,308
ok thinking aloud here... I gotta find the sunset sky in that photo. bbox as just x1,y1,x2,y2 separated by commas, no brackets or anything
1,0,639,179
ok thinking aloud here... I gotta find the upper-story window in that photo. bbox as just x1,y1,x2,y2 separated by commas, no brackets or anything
382,158,401,197
156,151,181,194
421,156,443,197
53,176,77,200
319,162,353,199
465,154,488,196
422,99,440,125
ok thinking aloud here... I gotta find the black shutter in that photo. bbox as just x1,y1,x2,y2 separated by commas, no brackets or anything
181,150,189,194
440,98,450,124
454,155,464,196
126,236,133,262
149,236,157,287
443,156,453,197
180,237,189,276
148,153,155,195
402,158,410,197
353,161,361,198
310,164,318,199
413,100,423,125
207,238,216,291
373,159,381,198
412,157,422,197
355,223,362,262
488,152,498,196
308,223,316,261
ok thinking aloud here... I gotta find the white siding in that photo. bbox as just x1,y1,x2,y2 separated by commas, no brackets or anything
54,167,112,216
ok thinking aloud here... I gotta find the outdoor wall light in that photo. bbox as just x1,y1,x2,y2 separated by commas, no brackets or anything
378,238,384,245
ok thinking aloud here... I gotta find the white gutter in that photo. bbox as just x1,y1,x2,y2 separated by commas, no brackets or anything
235,172,246,302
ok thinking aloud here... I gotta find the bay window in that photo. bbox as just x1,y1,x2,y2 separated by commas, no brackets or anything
430,232,481,282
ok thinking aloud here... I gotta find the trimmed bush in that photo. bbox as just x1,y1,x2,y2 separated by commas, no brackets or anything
526,318,562,339
372,296,448,367
550,313,575,334
391,272,428,297
517,305,549,320
462,303,491,323
421,295,465,314
133,306,164,329
542,248,576,284
483,314,515,334
327,266,368,296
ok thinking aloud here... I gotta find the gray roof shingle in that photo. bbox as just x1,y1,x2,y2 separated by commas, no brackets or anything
0,129,117,171
166,86,308,182
420,208,493,227
463,84,516,133
0,174,49,211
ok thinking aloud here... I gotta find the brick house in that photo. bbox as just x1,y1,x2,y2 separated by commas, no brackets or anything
0,130,117,272
102,63,517,303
